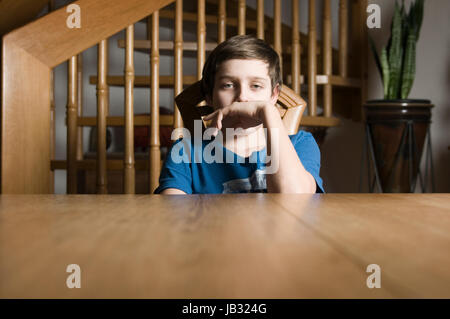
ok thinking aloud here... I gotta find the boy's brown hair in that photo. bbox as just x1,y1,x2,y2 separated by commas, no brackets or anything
201,35,282,99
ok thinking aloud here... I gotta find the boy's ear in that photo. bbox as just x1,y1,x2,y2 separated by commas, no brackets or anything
270,84,281,105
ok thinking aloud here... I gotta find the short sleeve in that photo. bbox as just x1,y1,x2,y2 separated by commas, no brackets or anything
290,131,324,193
154,138,193,194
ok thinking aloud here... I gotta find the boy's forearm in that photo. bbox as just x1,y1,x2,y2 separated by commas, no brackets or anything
261,104,316,193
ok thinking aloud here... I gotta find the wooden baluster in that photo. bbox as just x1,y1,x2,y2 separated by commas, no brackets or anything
360,0,368,113
49,0,56,193
67,56,78,194
198,0,206,80
257,0,264,40
50,68,55,193
149,12,161,193
291,0,300,94
351,0,368,121
339,0,348,78
238,0,246,35
77,54,84,161
97,39,108,194
308,0,317,116
174,0,183,132
218,0,226,43
323,0,332,117
274,0,282,70
124,25,135,194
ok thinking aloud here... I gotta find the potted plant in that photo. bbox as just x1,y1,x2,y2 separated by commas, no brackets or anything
365,0,432,193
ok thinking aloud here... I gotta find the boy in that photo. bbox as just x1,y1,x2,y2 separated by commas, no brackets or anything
154,35,324,194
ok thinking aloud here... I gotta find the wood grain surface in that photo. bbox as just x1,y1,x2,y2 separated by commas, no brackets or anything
0,194,449,298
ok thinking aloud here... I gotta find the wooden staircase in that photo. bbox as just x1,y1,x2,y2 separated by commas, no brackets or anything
1,0,368,194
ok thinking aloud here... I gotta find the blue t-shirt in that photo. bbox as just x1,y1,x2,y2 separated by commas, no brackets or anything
154,130,324,194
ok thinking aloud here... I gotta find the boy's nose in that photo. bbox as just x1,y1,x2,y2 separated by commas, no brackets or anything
236,87,249,102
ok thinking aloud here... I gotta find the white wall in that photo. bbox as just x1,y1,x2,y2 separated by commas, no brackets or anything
51,0,449,193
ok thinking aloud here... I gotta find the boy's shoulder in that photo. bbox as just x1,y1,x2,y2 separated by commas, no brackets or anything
288,130,316,144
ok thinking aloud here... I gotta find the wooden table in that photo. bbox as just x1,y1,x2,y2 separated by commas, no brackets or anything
0,194,449,298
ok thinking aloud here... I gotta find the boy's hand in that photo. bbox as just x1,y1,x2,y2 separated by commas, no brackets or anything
203,101,274,136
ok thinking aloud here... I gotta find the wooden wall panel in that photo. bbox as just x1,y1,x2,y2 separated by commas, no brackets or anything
2,44,51,193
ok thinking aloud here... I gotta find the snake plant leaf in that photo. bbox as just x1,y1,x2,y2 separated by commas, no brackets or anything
388,1,403,99
401,1,409,47
399,1,408,97
368,0,425,101
381,47,390,98
401,33,416,99
414,0,424,39
392,45,404,99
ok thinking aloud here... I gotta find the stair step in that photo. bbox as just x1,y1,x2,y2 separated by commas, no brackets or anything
158,9,257,29
300,116,340,127
118,39,217,52
51,158,159,171
74,114,338,128
316,75,361,87
117,39,314,55
77,115,174,127
74,115,338,129
90,74,359,89
286,75,361,88
89,75,197,87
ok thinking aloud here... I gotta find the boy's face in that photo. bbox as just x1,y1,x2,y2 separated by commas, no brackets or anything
206,59,279,110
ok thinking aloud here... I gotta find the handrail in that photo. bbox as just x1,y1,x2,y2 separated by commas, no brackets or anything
4,0,174,68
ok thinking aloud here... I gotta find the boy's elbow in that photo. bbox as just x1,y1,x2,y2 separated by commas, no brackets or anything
159,188,187,195
267,179,316,194
284,173,317,194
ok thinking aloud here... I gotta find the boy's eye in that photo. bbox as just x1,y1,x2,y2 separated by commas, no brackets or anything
251,84,263,89
221,83,234,89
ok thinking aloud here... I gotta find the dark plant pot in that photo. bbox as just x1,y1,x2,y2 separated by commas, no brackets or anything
364,99,433,193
